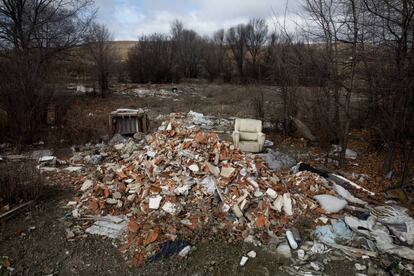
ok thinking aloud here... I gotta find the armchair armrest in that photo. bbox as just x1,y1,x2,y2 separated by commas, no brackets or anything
257,132,266,152
232,130,240,147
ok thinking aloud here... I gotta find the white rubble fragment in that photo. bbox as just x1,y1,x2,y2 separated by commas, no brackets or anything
272,195,284,212
178,245,192,257
254,190,264,197
206,162,220,177
345,148,357,159
31,149,53,159
113,192,122,199
85,215,128,239
266,188,277,199
355,263,367,271
314,195,347,214
127,194,136,201
247,177,259,188
200,176,216,195
221,203,231,212
310,242,327,254
283,193,293,216
247,250,256,258
244,235,262,246
39,167,60,172
174,185,191,196
239,256,249,266
240,168,247,177
276,243,292,258
149,196,162,209
220,166,235,178
146,150,156,158
38,155,56,164
310,262,321,271
66,229,75,239
297,249,305,259
72,209,80,218
81,180,93,192
318,216,329,224
114,143,125,150
106,198,117,204
189,164,199,172
187,111,214,126
232,205,244,218
162,202,177,215
64,166,83,172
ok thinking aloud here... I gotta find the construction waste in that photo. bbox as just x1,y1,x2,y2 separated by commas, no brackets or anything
31,111,414,273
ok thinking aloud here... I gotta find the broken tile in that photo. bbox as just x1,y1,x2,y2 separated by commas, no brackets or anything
149,196,162,209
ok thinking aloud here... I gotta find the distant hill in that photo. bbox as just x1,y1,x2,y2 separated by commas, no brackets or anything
108,41,137,62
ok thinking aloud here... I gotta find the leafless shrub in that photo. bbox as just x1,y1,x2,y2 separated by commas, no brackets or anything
61,107,108,144
250,88,265,120
301,87,340,156
0,161,43,204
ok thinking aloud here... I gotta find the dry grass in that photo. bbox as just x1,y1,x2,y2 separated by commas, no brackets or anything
0,161,43,204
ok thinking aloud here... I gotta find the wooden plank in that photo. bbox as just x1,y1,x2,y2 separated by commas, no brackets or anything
0,200,36,221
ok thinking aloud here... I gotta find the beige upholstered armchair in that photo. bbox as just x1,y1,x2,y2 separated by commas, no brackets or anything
232,118,265,153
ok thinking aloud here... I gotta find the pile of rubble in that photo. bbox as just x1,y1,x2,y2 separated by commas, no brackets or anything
67,112,323,264
33,111,414,272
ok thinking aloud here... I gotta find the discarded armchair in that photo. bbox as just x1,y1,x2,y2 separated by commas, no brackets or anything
232,118,265,153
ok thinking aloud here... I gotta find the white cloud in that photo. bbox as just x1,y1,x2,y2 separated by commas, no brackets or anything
94,0,302,40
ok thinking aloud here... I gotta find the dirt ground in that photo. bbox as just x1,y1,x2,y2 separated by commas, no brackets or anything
0,186,358,276
1,83,412,275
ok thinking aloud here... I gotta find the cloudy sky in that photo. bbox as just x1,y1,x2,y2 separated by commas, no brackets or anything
94,0,302,41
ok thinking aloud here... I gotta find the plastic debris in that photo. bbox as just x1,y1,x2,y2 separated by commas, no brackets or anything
247,250,256,258
286,230,298,249
148,240,190,262
178,245,192,257
313,219,353,244
313,195,347,214
239,256,249,266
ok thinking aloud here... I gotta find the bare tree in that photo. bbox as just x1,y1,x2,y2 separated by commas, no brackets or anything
246,18,268,79
226,24,248,82
127,33,175,83
84,23,114,98
304,0,362,168
202,29,227,81
362,0,414,176
171,20,203,79
0,0,95,142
